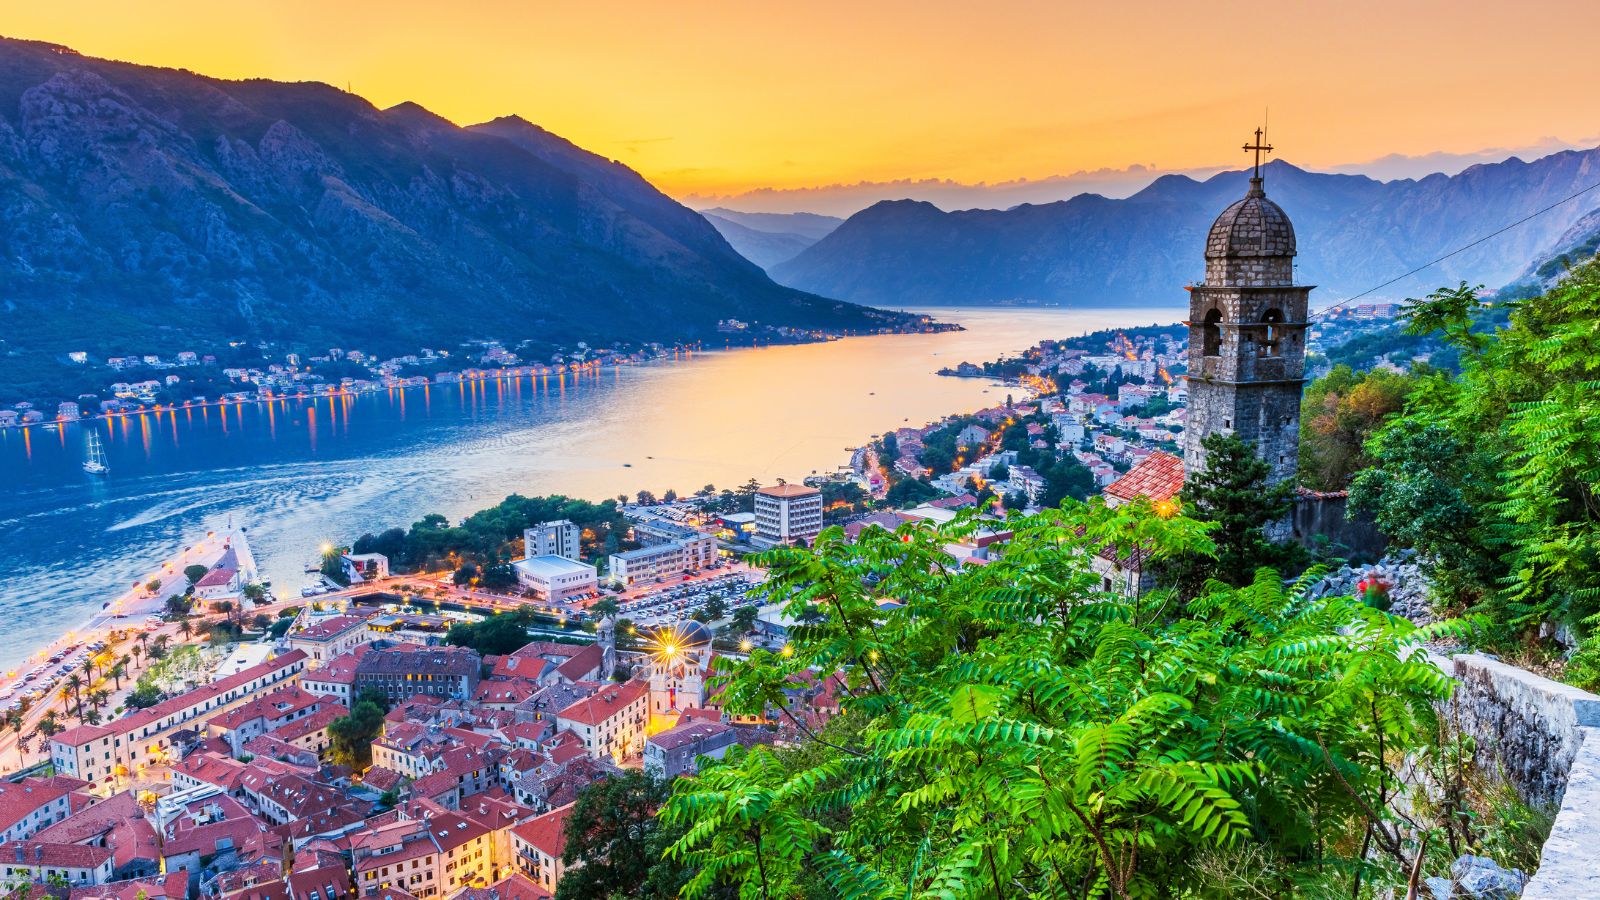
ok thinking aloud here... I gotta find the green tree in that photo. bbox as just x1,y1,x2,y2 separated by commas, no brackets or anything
329,689,390,770
183,564,209,585
125,683,163,709
446,607,536,656
661,502,1464,899
1165,432,1299,590
1350,267,1600,679
729,604,759,636
558,770,705,900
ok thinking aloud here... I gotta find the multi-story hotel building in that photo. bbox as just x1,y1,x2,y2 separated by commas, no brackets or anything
753,483,823,548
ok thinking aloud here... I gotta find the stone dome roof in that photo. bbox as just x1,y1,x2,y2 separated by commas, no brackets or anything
1205,178,1296,259
650,619,715,652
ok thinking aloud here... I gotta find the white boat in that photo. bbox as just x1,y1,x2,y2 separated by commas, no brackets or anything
83,432,109,475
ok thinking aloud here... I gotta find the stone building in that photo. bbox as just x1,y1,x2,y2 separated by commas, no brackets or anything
1181,157,1312,487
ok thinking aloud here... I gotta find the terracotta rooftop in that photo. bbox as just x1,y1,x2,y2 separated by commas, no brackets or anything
1103,451,1185,505
0,779,77,833
0,841,113,870
53,651,307,747
291,615,369,641
556,680,648,726
509,804,575,859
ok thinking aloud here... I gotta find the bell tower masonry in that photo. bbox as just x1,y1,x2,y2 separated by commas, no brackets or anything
1182,131,1312,486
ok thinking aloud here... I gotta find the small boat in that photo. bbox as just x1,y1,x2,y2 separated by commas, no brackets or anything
623,463,632,467
83,433,109,475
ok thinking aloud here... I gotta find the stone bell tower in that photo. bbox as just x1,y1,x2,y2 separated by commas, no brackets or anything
1182,131,1312,486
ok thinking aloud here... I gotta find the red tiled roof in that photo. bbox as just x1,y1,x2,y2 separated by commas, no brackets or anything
0,779,75,833
646,720,732,752
54,651,307,747
556,680,647,726
195,566,237,588
69,873,186,900
0,841,112,869
553,644,603,683
291,615,368,641
467,873,552,900
510,804,575,859
1103,451,1185,504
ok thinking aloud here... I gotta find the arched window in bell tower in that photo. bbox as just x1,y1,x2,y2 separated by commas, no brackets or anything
1260,307,1284,357
1201,309,1222,356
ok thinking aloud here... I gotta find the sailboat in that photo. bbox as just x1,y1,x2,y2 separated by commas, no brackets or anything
83,432,109,475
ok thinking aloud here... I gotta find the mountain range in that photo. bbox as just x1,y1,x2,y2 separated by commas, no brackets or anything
770,153,1600,307
0,38,915,364
698,208,842,269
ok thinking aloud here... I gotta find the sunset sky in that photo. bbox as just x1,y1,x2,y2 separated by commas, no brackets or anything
9,1,1599,202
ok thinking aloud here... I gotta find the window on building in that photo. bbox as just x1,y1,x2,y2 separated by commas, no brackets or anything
1201,309,1223,356
1260,308,1284,357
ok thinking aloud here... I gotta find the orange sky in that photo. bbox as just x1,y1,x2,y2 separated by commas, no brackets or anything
8,1,1599,197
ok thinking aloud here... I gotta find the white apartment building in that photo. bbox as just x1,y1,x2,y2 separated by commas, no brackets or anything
524,520,581,561
556,680,649,763
607,533,716,587
49,650,307,787
752,483,823,548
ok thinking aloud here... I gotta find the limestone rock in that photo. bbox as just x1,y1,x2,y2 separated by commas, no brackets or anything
1449,854,1527,899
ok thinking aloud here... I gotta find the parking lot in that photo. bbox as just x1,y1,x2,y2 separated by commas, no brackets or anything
1,636,110,715
614,570,761,628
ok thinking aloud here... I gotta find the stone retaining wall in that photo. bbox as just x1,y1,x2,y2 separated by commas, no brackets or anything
1433,653,1600,897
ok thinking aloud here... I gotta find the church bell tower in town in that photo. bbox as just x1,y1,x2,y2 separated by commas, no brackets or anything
1182,131,1312,487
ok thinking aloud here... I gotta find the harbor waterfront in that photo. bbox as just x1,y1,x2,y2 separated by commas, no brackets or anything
0,306,1178,670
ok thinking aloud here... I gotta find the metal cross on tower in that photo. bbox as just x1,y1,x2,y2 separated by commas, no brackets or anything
1243,128,1274,179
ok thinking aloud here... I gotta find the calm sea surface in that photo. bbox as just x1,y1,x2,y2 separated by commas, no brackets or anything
0,306,1180,667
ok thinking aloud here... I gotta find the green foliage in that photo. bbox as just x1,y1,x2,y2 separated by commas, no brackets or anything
1351,264,1600,670
662,503,1460,899
445,607,536,656
320,547,350,586
1162,432,1301,593
124,682,163,710
556,770,708,900
329,689,390,769
352,494,632,572
183,564,209,585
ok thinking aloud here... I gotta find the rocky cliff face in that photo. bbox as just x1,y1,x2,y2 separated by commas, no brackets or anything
0,39,908,359
773,154,1600,307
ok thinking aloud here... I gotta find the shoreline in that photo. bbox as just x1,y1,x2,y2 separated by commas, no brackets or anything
1,321,963,434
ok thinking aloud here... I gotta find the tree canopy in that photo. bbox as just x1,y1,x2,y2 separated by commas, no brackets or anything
661,502,1463,898
1350,263,1600,683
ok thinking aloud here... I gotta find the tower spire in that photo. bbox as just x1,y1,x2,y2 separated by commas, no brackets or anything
1243,127,1274,191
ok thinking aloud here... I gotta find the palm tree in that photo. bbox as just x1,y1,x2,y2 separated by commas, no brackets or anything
81,655,96,683
178,619,193,639
61,678,84,723
130,644,144,670
88,689,109,715
4,709,24,768
34,712,63,747
152,634,171,658
109,660,128,690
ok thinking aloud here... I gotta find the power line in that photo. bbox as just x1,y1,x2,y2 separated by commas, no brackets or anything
1309,177,1600,319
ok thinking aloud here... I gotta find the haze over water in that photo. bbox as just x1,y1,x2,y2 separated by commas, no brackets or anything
0,306,1179,668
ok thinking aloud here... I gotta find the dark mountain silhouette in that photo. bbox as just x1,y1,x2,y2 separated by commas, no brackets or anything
772,154,1600,307
0,38,914,361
